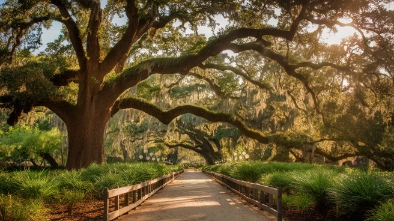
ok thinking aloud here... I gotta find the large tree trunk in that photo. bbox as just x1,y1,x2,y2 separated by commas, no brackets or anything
204,156,215,165
65,95,111,170
202,151,222,165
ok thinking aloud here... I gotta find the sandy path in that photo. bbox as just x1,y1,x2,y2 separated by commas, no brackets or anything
118,170,275,221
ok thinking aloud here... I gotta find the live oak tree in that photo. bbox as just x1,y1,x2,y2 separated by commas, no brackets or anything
164,116,226,165
1,0,393,169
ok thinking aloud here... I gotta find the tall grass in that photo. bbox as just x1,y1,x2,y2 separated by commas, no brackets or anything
0,194,49,221
291,169,336,209
59,190,85,215
0,162,183,220
54,170,94,192
231,162,265,182
282,194,315,212
329,171,394,218
366,199,394,221
205,162,394,220
4,171,58,200
263,172,294,192
1,163,182,201
0,172,20,195
205,161,316,179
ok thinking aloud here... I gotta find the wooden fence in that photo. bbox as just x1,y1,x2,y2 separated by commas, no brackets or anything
103,170,183,221
203,170,282,221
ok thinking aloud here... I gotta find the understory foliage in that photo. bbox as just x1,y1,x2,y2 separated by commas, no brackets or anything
0,119,62,168
205,162,394,220
367,200,394,221
0,162,182,220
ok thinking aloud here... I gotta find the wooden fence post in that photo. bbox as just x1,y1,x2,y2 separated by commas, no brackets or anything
103,188,109,221
277,188,283,221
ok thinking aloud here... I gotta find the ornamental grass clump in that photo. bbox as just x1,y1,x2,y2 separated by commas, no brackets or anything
291,169,336,212
260,162,315,174
0,172,20,195
11,171,58,201
232,162,264,182
282,194,315,212
210,162,233,176
54,170,94,199
80,162,182,198
93,172,126,194
79,163,111,183
0,194,48,221
366,199,394,221
131,164,159,183
264,171,295,193
59,190,85,215
329,171,394,219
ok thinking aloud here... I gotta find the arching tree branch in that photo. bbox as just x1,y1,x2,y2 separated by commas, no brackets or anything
99,0,140,75
188,72,239,99
112,97,270,144
103,26,307,102
199,63,272,91
51,69,79,86
165,142,205,156
51,0,86,68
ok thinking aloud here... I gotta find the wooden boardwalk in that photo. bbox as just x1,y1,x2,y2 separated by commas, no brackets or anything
118,170,274,221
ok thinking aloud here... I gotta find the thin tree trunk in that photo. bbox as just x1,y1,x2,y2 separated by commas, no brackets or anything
39,152,59,168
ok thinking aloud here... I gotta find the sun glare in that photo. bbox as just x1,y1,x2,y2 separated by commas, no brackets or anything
320,18,357,45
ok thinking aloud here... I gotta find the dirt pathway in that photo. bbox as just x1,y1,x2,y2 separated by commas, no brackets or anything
118,170,275,221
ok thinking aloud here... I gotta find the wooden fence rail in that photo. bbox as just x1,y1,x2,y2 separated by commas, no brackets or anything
203,170,282,221
103,170,184,221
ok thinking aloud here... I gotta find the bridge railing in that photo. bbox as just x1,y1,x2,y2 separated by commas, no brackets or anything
203,170,282,221
103,170,183,221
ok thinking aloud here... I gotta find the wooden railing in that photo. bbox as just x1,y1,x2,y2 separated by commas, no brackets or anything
103,170,183,221
203,170,282,221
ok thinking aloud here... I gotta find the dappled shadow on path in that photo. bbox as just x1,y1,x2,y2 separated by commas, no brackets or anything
118,171,274,221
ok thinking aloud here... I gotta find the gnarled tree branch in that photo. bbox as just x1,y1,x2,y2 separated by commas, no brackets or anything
103,26,306,103
51,0,86,68
111,97,270,144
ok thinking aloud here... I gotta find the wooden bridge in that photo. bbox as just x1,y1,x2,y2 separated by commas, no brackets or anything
105,170,280,221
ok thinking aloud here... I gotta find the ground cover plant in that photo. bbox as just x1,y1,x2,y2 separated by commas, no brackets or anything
0,162,182,220
204,162,394,221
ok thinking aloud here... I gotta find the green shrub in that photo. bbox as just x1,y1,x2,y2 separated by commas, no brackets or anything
11,171,58,200
80,163,111,183
264,172,295,193
283,194,315,212
59,190,85,215
329,171,394,218
208,163,234,176
0,194,49,221
259,162,315,174
91,172,131,198
54,170,94,193
79,162,181,188
291,169,335,208
0,172,20,195
206,162,318,180
367,200,394,221
232,162,264,182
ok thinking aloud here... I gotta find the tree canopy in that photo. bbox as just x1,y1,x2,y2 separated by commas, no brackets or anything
0,0,393,169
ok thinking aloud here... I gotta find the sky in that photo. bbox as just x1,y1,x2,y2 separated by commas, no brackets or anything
0,0,392,53
36,14,354,54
